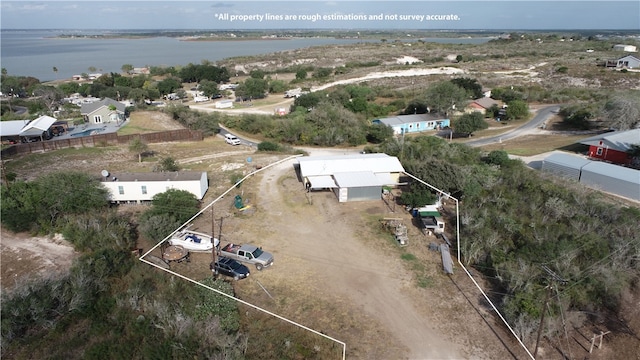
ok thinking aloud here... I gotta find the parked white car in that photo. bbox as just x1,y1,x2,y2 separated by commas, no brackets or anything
224,133,241,145
194,96,209,103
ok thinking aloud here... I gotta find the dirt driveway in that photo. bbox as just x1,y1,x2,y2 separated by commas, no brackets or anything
251,155,460,359
207,147,526,360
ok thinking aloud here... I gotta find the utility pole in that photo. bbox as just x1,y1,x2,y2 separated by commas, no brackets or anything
533,265,567,359
211,207,216,264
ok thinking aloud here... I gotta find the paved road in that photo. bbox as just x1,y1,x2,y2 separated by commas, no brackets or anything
464,105,561,147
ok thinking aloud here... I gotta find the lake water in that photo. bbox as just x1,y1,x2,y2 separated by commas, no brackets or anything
1,30,491,81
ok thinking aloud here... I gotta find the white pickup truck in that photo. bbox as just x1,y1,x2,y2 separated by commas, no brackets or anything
218,243,274,270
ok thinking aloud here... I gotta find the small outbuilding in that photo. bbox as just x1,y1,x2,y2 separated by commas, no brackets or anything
100,171,208,204
297,153,405,202
613,44,637,52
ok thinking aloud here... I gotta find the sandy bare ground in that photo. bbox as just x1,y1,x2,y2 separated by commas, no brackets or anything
0,230,78,294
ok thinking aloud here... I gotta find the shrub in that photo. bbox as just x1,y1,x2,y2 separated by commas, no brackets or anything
486,150,510,166
257,141,281,152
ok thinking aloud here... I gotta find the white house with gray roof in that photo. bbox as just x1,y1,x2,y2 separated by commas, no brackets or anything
297,153,405,202
100,171,208,204
81,98,127,125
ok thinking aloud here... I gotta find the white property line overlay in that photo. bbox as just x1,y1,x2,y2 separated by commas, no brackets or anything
403,172,535,360
140,154,347,360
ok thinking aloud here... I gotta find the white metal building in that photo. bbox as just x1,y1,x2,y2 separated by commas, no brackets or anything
297,153,405,202
100,171,208,204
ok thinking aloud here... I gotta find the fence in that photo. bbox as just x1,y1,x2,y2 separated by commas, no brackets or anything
1,129,204,157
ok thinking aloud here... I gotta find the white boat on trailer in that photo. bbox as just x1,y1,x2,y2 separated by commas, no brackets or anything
169,228,220,252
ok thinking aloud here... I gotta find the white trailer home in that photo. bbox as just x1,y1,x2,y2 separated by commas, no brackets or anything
215,99,234,109
100,171,208,204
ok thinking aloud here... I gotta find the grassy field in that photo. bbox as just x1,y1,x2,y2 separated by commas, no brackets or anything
477,133,588,156
118,110,184,135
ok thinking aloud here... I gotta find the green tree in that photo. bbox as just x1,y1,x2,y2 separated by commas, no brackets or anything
198,79,220,98
235,78,268,99
424,81,468,115
291,90,323,111
35,172,109,229
295,69,307,80
129,137,148,163
138,189,200,242
505,100,529,120
560,105,593,130
366,123,394,144
486,150,510,166
454,112,488,136
121,64,134,74
157,77,181,95
450,77,483,99
57,82,79,95
0,181,40,232
154,157,180,172
249,69,265,79
312,68,332,79
268,80,287,94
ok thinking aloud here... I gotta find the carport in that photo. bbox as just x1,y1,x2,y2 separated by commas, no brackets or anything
19,115,58,142
306,175,337,190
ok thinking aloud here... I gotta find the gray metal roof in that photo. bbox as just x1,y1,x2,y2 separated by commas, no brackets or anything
333,171,382,188
373,113,448,127
580,161,640,184
80,98,126,115
297,153,405,177
542,152,592,169
579,129,640,152
100,171,205,182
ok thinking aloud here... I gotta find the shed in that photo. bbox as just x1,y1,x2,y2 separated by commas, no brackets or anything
333,171,384,202
613,44,637,52
579,162,640,201
541,152,591,181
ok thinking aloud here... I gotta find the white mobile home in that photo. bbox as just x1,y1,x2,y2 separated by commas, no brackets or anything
214,99,234,109
101,171,208,204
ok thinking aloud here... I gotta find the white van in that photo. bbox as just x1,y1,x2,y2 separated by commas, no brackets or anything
224,133,241,145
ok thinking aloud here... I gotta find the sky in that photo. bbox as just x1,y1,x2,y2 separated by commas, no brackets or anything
1,0,639,30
